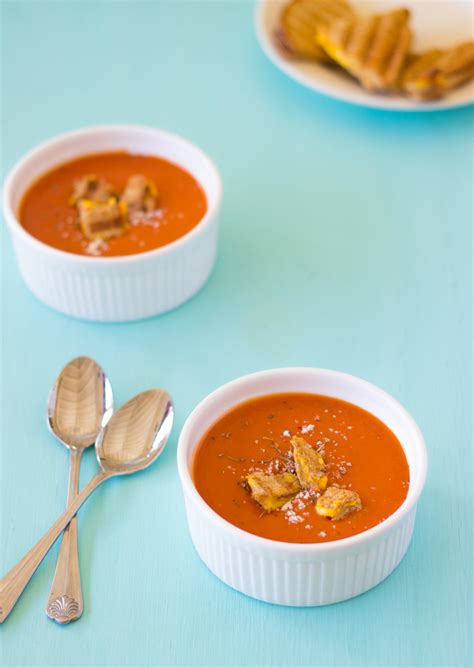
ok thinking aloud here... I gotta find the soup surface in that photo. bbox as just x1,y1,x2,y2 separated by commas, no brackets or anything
19,151,207,257
193,393,409,543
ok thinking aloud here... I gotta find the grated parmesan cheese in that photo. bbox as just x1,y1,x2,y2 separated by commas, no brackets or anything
85,239,109,256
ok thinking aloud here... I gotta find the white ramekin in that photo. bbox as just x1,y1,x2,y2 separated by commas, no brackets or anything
2,125,222,322
177,368,427,606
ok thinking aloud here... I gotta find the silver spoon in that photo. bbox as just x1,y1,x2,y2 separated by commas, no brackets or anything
0,388,173,624
45,356,113,624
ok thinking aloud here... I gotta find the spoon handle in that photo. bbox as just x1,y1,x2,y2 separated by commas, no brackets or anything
0,471,110,624
45,447,84,624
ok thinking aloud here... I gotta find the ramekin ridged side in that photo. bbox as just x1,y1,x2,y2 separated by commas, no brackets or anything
2,125,222,322
177,368,427,607
184,496,416,606
8,217,217,321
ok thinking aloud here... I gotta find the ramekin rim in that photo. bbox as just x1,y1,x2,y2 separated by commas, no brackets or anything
1,124,223,265
177,367,428,554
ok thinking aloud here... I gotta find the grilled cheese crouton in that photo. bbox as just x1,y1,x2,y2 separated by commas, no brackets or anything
316,486,362,520
291,436,327,493
245,472,301,512
78,198,127,241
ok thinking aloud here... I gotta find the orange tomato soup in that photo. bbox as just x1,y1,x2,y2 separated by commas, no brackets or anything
19,152,207,257
193,393,409,543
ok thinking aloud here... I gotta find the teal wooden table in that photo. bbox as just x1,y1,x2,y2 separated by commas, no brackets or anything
1,2,472,666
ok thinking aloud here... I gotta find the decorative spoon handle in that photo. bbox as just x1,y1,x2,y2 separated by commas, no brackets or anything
0,471,110,624
45,446,84,624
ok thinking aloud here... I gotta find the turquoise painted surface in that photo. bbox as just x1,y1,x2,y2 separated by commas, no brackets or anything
0,1,472,666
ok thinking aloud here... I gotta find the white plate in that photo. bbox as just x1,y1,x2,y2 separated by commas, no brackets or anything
255,0,474,111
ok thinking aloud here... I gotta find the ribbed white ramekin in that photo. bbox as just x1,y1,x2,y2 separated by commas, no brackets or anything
177,368,427,606
2,125,222,321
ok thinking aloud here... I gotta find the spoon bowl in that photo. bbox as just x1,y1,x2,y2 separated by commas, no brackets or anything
96,389,173,475
47,356,114,449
